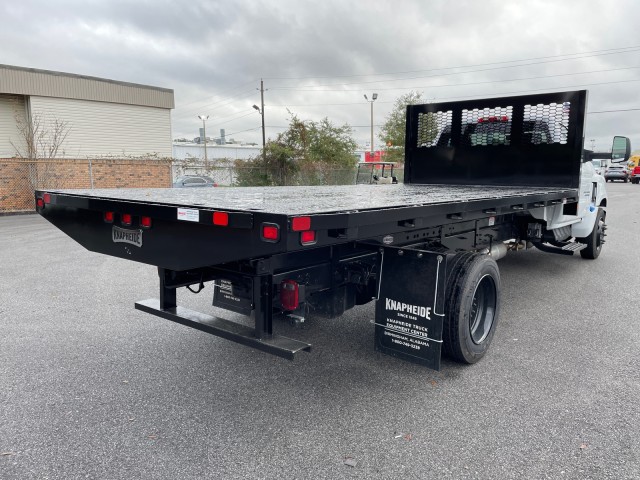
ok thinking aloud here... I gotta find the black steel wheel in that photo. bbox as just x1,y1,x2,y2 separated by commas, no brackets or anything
443,253,501,364
579,207,606,259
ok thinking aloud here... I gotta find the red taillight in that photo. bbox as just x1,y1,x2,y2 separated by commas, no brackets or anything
291,216,311,231
280,280,299,311
213,211,229,226
36,198,44,208
140,216,152,228
121,214,132,226
300,230,316,245
478,116,509,123
43,193,51,204
261,223,280,242
104,211,114,223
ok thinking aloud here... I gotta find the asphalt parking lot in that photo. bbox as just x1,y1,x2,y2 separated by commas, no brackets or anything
1,182,639,480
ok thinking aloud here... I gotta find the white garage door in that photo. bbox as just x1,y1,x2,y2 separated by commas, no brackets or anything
0,94,26,158
29,96,172,158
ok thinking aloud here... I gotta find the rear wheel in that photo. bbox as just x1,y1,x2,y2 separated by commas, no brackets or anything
578,208,606,259
443,253,501,364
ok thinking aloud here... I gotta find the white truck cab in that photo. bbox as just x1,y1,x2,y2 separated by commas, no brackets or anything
529,135,631,257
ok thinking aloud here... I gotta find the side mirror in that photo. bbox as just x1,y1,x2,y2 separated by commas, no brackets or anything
611,136,631,163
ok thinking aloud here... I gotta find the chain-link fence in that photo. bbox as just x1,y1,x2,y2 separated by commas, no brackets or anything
174,162,405,187
2,158,405,213
0,158,172,213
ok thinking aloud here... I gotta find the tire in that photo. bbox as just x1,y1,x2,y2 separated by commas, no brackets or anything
578,208,606,259
624,178,628,183
443,253,501,364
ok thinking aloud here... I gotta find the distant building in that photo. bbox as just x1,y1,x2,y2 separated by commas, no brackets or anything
0,64,174,158
0,64,175,212
172,143,261,161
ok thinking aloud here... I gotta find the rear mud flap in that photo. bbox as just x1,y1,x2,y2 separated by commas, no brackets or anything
374,247,447,370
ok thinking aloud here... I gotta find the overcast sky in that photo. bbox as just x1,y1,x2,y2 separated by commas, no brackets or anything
2,0,639,152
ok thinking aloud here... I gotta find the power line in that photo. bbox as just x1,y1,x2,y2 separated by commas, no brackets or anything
270,65,640,94
270,48,640,90
429,78,640,101
172,90,258,120
173,47,640,124
264,105,640,131
174,79,258,109
588,107,640,114
220,103,640,141
265,78,640,109
215,126,262,137
263,45,640,81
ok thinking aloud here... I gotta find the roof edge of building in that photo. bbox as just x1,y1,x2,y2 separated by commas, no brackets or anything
0,64,173,94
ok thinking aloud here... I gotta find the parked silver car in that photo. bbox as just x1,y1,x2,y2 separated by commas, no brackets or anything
173,175,217,188
604,165,628,183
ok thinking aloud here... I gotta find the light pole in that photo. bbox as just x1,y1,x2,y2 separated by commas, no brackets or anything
252,104,266,161
198,115,209,165
364,93,378,154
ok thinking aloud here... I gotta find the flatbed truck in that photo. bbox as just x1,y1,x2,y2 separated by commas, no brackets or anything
35,90,631,370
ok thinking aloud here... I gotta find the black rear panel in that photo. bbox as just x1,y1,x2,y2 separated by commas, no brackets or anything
404,90,587,188
40,198,287,271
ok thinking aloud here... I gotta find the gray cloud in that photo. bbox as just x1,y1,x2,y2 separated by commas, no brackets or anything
2,0,639,150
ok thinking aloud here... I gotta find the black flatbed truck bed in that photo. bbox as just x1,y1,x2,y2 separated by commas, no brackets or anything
41,183,577,271
47,183,576,216
36,90,591,370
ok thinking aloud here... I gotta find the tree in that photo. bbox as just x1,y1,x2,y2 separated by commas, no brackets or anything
378,91,424,164
11,113,70,161
11,109,71,189
235,113,358,186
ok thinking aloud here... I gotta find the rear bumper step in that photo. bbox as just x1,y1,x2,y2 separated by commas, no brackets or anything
135,299,312,360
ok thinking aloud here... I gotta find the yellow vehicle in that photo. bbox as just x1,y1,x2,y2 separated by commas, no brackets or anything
628,155,640,184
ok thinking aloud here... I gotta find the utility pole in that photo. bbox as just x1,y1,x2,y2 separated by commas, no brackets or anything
364,93,378,154
259,79,266,161
253,80,267,161
199,115,209,165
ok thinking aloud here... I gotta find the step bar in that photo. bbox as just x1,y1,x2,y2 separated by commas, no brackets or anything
135,299,312,360
532,241,587,256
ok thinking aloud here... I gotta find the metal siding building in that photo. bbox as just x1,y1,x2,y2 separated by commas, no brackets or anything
0,64,174,158
30,96,172,157
0,94,26,157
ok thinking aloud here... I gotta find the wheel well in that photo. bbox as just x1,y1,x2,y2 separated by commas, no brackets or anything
599,198,607,207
